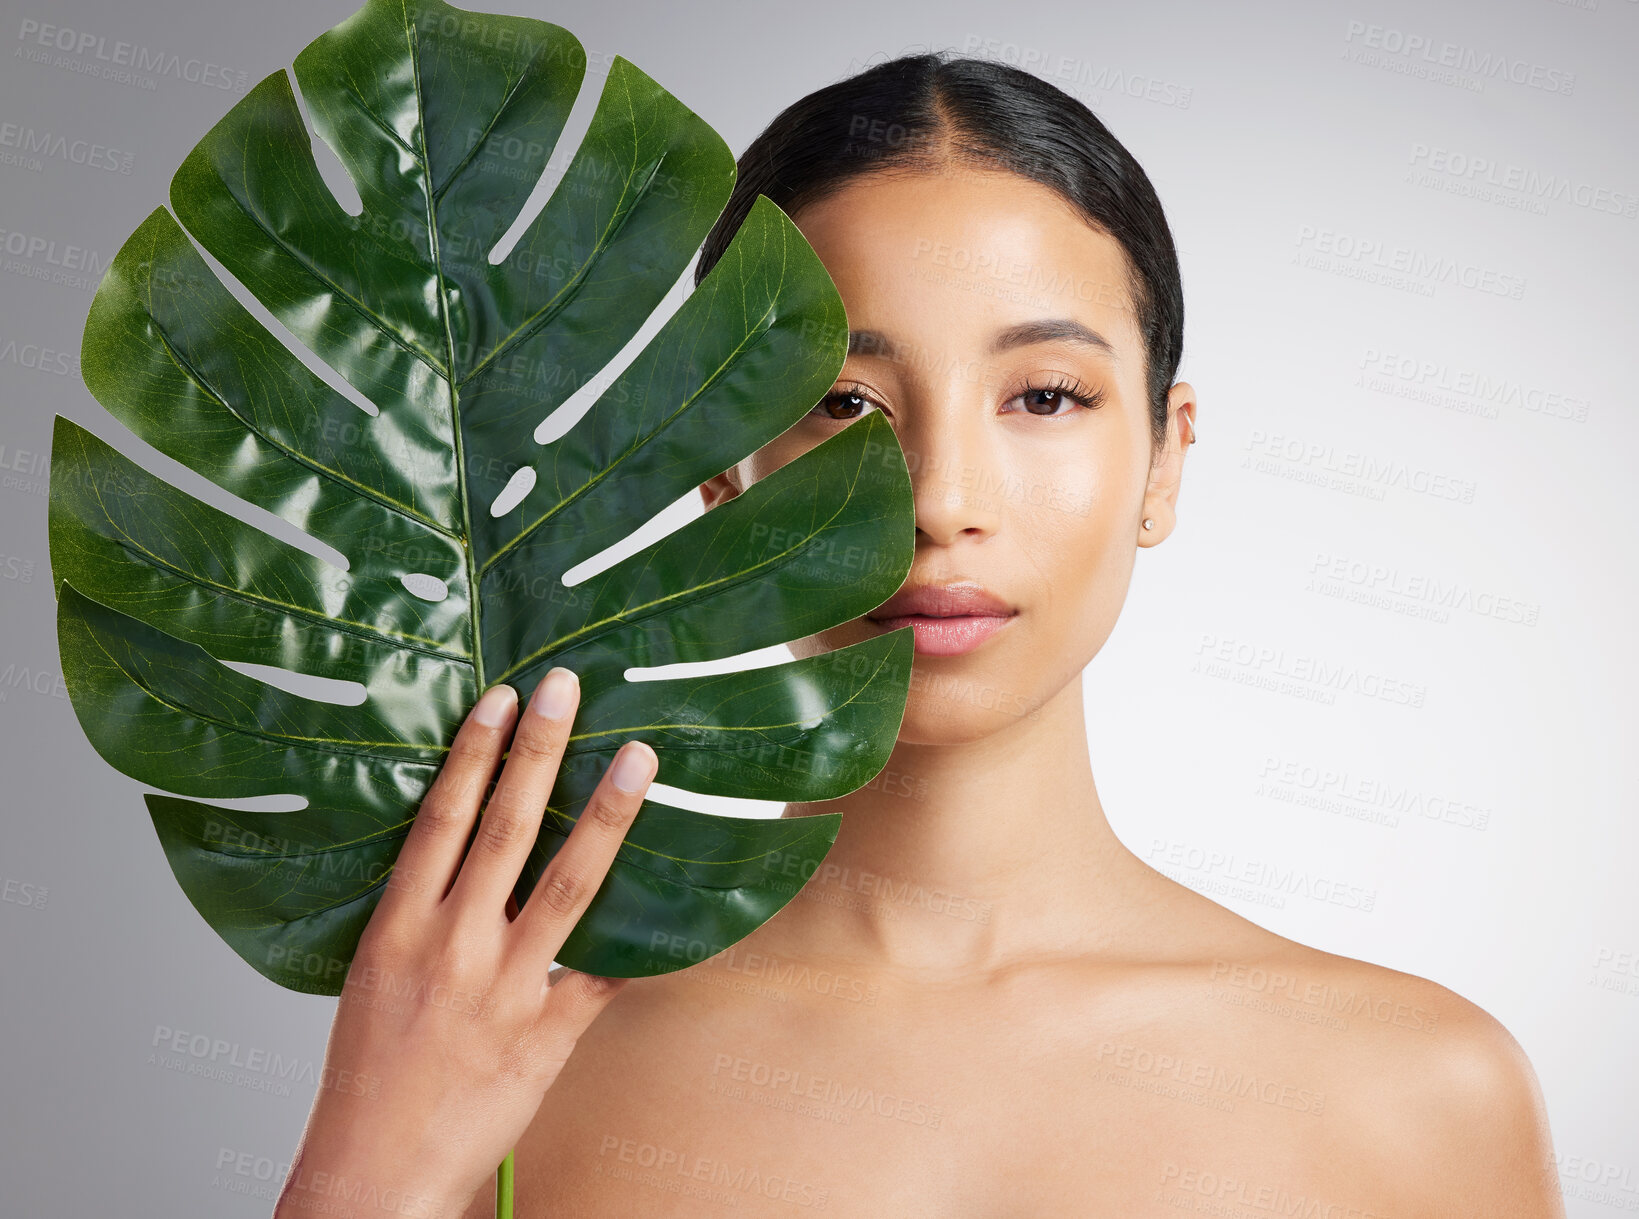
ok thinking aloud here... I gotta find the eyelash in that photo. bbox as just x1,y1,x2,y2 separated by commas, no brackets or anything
810,376,1107,421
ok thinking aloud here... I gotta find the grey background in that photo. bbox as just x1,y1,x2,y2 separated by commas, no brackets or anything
2,0,1635,1213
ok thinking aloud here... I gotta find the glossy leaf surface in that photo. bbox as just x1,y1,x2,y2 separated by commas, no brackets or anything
49,0,914,993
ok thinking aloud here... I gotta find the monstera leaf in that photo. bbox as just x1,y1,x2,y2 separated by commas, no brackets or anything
48,0,915,996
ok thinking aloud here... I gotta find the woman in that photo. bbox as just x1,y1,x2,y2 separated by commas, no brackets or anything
275,50,1564,1218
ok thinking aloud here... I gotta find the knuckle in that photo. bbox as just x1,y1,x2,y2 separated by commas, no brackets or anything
423,780,461,815
581,792,638,834
535,868,586,918
413,800,463,838
441,764,491,807
439,737,500,788
447,731,500,774
505,728,558,771
472,810,527,856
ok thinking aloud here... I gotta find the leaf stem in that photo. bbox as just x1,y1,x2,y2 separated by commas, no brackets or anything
496,1149,514,1218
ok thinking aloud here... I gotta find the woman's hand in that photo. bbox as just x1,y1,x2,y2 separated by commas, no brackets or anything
273,667,656,1218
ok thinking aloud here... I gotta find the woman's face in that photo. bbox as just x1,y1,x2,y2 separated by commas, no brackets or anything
699,166,1193,744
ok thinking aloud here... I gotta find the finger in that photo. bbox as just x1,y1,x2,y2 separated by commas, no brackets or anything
536,968,630,1053
512,739,656,979
447,667,579,916
379,683,518,920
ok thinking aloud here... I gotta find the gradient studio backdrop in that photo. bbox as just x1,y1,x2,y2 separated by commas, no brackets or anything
2,0,1634,1212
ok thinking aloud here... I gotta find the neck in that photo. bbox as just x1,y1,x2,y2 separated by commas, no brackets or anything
756,671,1146,976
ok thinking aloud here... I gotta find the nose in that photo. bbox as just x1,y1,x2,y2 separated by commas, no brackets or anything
892,407,1004,548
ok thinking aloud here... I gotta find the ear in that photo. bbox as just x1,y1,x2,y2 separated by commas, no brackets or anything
699,465,744,512
1138,382,1197,547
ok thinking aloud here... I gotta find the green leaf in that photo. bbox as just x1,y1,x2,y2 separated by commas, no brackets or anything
49,0,915,994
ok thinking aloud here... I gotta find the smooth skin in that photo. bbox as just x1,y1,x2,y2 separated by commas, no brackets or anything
495,166,1564,1216
281,160,1566,1217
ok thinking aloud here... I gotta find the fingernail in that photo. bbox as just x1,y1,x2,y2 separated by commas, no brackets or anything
609,742,656,793
473,684,516,727
531,667,578,720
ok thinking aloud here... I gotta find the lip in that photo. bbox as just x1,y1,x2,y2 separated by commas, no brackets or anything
866,580,1018,657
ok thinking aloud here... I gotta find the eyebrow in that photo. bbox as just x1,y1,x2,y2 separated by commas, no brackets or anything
989,318,1118,360
847,317,1118,362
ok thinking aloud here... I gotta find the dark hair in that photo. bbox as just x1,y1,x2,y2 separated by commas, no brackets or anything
693,49,1185,456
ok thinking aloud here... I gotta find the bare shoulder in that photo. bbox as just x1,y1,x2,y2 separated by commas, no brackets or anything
1197,917,1563,1215
1102,869,1565,1213
1318,949,1562,1215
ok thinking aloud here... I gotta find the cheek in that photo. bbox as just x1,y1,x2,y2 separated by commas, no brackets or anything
1017,506,1111,608
1009,432,1127,533
1008,512,1134,701
1010,454,1135,612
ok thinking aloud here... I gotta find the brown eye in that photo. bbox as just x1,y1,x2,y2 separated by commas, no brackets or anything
810,389,877,421
1020,388,1073,416
1002,377,1107,418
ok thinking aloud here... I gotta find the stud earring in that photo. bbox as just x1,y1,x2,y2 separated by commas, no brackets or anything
1142,518,1154,531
